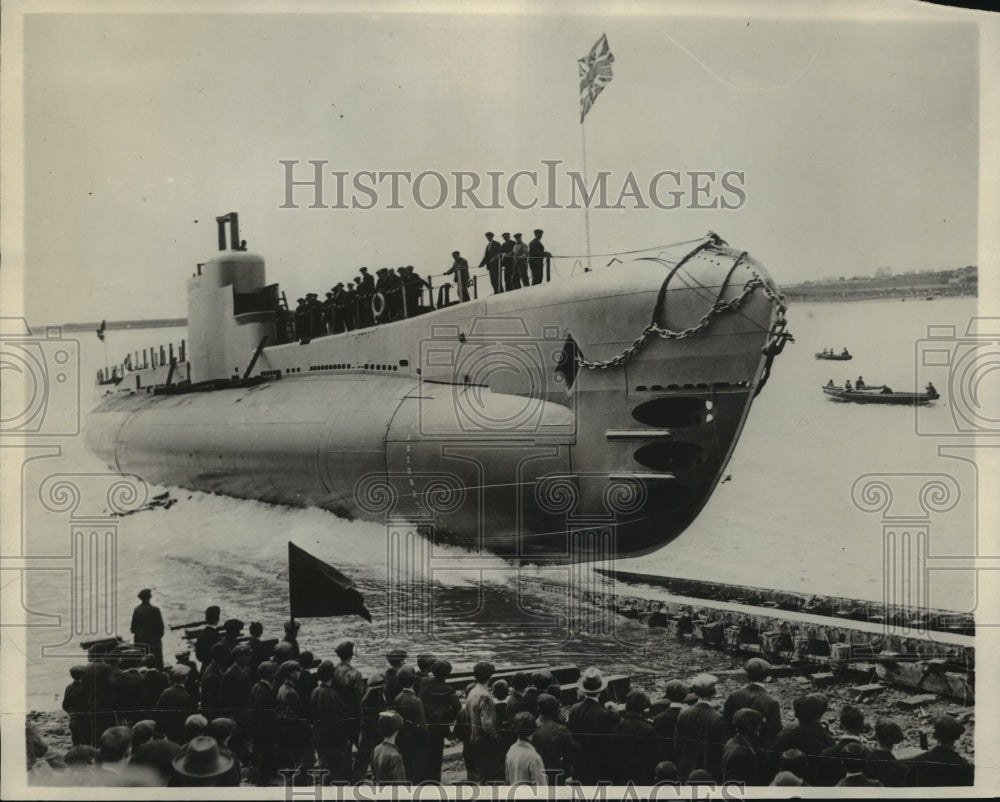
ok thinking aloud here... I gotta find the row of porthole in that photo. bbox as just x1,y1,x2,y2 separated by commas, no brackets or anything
633,381,748,392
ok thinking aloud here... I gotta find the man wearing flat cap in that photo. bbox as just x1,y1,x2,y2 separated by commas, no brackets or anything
567,667,619,784
444,251,471,303
353,672,389,782
249,661,278,786
675,673,730,782
131,588,165,670
384,648,408,702
311,660,347,780
220,643,253,742
611,691,659,785
152,664,195,745
723,658,782,744
372,710,406,781
905,714,973,786
722,708,764,785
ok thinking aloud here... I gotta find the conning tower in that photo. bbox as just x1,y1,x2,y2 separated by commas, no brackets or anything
186,213,276,383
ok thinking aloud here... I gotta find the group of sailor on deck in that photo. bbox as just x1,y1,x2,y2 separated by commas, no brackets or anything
273,230,551,344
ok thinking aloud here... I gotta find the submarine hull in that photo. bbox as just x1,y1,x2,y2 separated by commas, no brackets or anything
86,235,790,563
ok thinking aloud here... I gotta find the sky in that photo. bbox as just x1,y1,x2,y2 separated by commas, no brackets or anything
4,2,988,325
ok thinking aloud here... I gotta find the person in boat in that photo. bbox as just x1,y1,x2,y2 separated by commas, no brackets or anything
445,251,471,303
880,386,893,394
926,382,938,398
841,347,849,356
856,377,865,390
822,348,829,356
825,379,835,388
845,380,853,391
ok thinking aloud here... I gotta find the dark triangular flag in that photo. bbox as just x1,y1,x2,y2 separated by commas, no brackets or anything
288,542,372,622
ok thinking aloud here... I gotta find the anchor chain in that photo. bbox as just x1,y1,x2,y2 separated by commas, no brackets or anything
576,271,787,371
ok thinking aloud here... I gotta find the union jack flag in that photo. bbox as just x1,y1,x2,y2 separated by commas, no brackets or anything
579,33,615,123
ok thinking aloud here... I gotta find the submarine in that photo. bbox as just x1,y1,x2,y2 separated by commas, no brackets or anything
86,213,792,563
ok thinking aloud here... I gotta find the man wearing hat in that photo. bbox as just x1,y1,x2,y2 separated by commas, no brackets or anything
723,658,782,743
834,741,883,787
505,711,546,785
466,661,504,782
479,231,503,294
219,618,244,651
528,229,551,286
722,708,764,785
444,251,471,303
904,714,973,786
276,659,315,780
174,651,201,704
220,643,254,757
372,710,406,781
280,620,301,660
652,679,689,765
384,648,408,702
495,232,515,291
864,717,908,787
199,642,232,720
531,692,580,785
353,672,388,782
567,667,620,784
194,606,222,669
131,588,165,670
296,650,321,700
249,661,278,786
770,693,835,784
391,666,429,782
611,690,659,785
674,673,729,782
419,659,461,782
311,660,348,780
152,664,195,745
171,734,235,787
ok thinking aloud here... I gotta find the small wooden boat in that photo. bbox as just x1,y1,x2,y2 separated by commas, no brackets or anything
815,350,852,360
822,383,939,405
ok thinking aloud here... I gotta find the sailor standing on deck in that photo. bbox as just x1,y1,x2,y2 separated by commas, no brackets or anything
131,589,165,670
480,232,503,294
500,233,517,291
511,234,530,288
445,251,471,302
528,229,550,285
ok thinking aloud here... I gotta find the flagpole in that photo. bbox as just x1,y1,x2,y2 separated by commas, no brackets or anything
581,123,592,273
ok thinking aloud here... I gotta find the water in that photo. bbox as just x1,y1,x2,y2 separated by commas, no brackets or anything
19,297,980,710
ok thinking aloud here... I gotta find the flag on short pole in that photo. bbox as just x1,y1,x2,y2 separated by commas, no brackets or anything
96,320,106,342
288,541,373,622
579,33,615,123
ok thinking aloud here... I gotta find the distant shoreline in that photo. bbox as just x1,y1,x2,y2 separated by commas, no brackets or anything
33,319,187,334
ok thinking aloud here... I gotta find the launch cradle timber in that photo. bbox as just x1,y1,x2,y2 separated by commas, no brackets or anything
86,214,792,562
